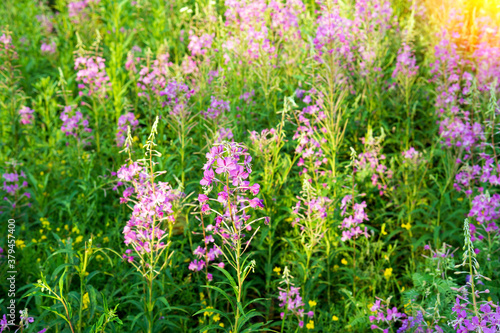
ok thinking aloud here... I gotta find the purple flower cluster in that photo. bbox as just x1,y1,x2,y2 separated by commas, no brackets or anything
369,298,405,333
2,166,30,212
201,96,230,120
68,0,99,21
40,41,56,54
116,112,139,146
453,155,500,195
160,80,194,115
313,0,393,82
430,16,500,243
292,194,331,231
339,195,370,242
249,128,278,154
467,193,500,242
189,142,267,280
451,298,500,332
188,236,224,282
313,7,355,74
124,45,142,73
397,311,443,333
19,106,34,125
75,55,110,97
222,0,304,63
0,309,47,333
36,14,54,34
116,161,184,257
392,43,419,80
293,99,329,172
402,147,423,166
60,106,93,144
197,142,267,245
136,53,172,98
188,32,215,57
355,134,393,196
277,286,313,328
0,33,15,59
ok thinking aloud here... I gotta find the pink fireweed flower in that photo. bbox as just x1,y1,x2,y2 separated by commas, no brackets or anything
188,32,215,57
74,54,110,97
136,53,172,98
190,141,268,279
369,297,405,332
392,43,419,79
116,112,139,146
115,120,185,267
201,96,230,121
277,267,313,328
60,106,93,145
339,194,370,242
160,80,194,115
19,106,34,125
40,42,56,54
1,161,30,212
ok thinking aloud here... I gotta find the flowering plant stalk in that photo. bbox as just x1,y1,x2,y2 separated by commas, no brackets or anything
0,29,27,149
248,95,298,295
74,32,110,153
450,219,498,332
116,118,178,333
193,141,269,332
277,267,314,331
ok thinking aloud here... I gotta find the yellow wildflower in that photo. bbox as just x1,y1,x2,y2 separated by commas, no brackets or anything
332,315,339,321
213,314,220,322
82,292,90,310
306,320,314,329
341,258,348,265
333,264,339,271
64,225,69,231
41,235,47,240
102,236,109,243
219,323,224,327
273,266,282,275
204,306,214,317
401,223,411,230
75,235,83,243
32,239,37,243
40,171,44,176
309,300,317,307
96,255,103,261
381,223,388,235
16,240,26,249
384,268,393,280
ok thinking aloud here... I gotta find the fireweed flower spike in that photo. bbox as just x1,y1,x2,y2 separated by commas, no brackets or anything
449,219,498,332
116,119,183,333
278,266,313,331
192,141,268,332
